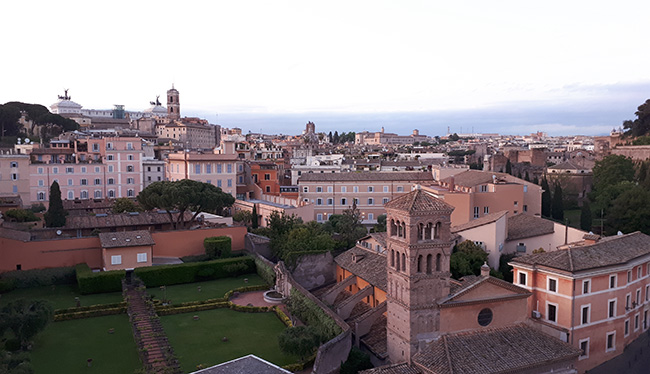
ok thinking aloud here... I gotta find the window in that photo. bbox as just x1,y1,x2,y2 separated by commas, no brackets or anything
477,308,493,326
583,279,591,294
128,154,134,161
635,313,640,331
316,186,323,192
606,331,616,352
265,174,271,181
81,179,87,185
353,186,359,193
127,143,133,150
66,167,74,173
341,198,347,205
95,167,100,173
195,164,201,174
579,339,589,359
327,198,333,205
317,198,322,205
111,255,122,265
127,189,134,197
368,198,374,205
473,206,479,218
610,274,617,289
108,165,113,172
523,185,528,192
547,303,557,323
383,186,389,192
227,164,232,173
397,186,403,192
626,293,631,309
514,201,518,206
264,186,270,193
303,186,308,193
108,178,114,185
483,206,489,215
38,179,44,187
127,178,134,184
37,192,45,201
81,191,88,199
518,271,527,286
10,161,17,168
108,190,115,198
227,179,232,187
480,185,488,192
581,305,590,325
628,270,632,283
646,285,649,302
327,186,332,193
137,253,147,263
67,191,74,200
383,198,389,204
94,178,101,185
636,289,641,307
67,179,73,186
353,198,359,205
523,205,528,212
107,155,114,161
38,167,43,174
368,186,374,192
217,180,222,187
52,167,58,174
368,213,374,220
317,214,323,222
127,166,134,172
638,266,642,279
341,186,347,193
11,173,17,180
609,299,617,318
94,190,102,198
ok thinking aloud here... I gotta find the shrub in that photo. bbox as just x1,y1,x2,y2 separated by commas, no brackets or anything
53,306,127,321
278,326,322,360
4,338,21,352
254,256,276,285
3,208,40,222
1,266,76,289
204,236,232,259
75,263,125,294
288,288,342,341
0,279,16,293
340,346,373,374
134,257,255,287
180,254,212,263
274,306,293,327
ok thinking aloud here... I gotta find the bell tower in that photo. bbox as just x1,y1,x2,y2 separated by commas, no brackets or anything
167,85,180,120
384,188,455,363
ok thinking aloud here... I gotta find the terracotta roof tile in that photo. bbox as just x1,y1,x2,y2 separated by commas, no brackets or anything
451,211,508,233
413,324,581,374
335,247,387,290
99,230,155,248
384,189,454,213
507,214,555,240
442,170,509,187
65,211,192,229
359,363,420,374
511,231,650,272
299,171,433,182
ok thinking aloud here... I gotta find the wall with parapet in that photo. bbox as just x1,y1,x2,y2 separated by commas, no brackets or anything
612,145,650,161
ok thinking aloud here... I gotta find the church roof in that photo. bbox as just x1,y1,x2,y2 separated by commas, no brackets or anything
507,214,555,240
412,324,581,374
360,363,420,374
335,246,387,291
451,211,508,233
439,275,530,307
384,188,454,213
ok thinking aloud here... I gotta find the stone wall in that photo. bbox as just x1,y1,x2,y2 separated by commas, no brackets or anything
612,145,650,161
291,251,336,290
245,233,273,260
274,261,351,374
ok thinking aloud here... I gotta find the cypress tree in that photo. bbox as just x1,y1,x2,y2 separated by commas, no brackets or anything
44,181,67,227
524,171,530,182
505,159,512,175
580,200,592,231
533,175,539,185
551,183,564,221
251,204,259,229
541,177,551,218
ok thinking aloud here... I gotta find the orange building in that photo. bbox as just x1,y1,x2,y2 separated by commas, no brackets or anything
250,162,282,195
99,230,154,271
510,232,650,373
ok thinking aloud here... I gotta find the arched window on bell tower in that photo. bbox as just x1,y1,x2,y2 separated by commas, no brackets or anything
391,250,395,267
434,222,441,239
396,252,401,271
426,254,432,274
401,253,406,271
436,253,441,271
417,255,423,272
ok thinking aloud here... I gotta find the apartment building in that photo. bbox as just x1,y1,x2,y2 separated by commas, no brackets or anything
427,169,541,226
29,137,144,202
155,120,218,150
298,171,434,224
510,232,650,373
166,150,240,197
250,162,282,195
0,150,30,207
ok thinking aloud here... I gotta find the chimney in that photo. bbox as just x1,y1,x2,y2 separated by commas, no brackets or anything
448,176,455,192
481,262,490,277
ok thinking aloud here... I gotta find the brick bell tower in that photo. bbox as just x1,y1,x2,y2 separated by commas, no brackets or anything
384,187,455,363
167,84,180,120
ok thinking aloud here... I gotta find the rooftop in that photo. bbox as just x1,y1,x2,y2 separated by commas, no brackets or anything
99,230,155,248
299,171,433,182
511,231,650,272
442,170,514,187
189,354,291,374
335,246,387,290
451,211,508,233
384,188,454,213
507,214,555,240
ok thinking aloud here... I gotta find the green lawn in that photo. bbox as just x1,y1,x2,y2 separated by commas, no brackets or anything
147,274,267,304
161,309,298,373
0,284,123,310
30,314,141,374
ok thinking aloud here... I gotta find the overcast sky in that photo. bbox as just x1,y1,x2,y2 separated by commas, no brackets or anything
2,0,649,136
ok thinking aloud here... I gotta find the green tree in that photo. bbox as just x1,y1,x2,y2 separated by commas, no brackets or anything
3,209,39,222
340,346,373,374
266,211,304,259
551,183,564,221
541,177,551,218
333,131,340,144
333,202,367,249
251,204,259,229
278,326,322,360
524,171,530,182
592,155,636,193
233,210,252,225
373,214,387,232
623,99,650,137
450,240,488,279
580,200,592,232
605,184,650,235
43,181,67,227
0,350,34,374
533,176,539,185
137,180,235,229
505,159,512,175
498,253,517,283
112,198,140,213
0,104,22,140
0,299,53,350
284,222,336,256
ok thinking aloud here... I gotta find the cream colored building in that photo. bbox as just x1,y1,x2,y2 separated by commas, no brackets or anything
166,150,240,197
0,150,31,207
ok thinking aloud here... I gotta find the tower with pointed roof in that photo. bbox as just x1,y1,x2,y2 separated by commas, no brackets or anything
167,85,180,120
384,187,455,363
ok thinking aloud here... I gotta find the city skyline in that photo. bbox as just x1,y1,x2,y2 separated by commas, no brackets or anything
2,1,649,136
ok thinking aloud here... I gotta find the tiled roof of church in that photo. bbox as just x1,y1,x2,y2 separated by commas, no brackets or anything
439,275,530,307
384,189,454,213
507,214,555,240
511,231,650,272
451,211,508,233
412,324,581,374
335,246,387,291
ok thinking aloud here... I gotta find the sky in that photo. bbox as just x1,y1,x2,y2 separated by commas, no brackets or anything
2,0,649,136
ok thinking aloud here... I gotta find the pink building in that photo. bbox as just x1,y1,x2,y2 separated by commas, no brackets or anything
29,137,144,203
510,232,650,373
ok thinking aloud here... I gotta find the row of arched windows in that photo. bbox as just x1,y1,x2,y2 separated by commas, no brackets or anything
390,250,442,274
389,219,444,242
390,219,407,238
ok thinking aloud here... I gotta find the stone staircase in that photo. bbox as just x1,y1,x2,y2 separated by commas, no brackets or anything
123,278,181,374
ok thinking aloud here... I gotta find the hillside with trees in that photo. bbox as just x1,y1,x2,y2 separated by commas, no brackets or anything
0,101,79,143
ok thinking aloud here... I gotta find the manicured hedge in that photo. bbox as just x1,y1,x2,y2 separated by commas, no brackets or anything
54,306,127,321
254,255,276,285
273,306,293,328
204,236,232,258
0,266,76,289
75,263,125,294
54,302,127,314
133,257,255,287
